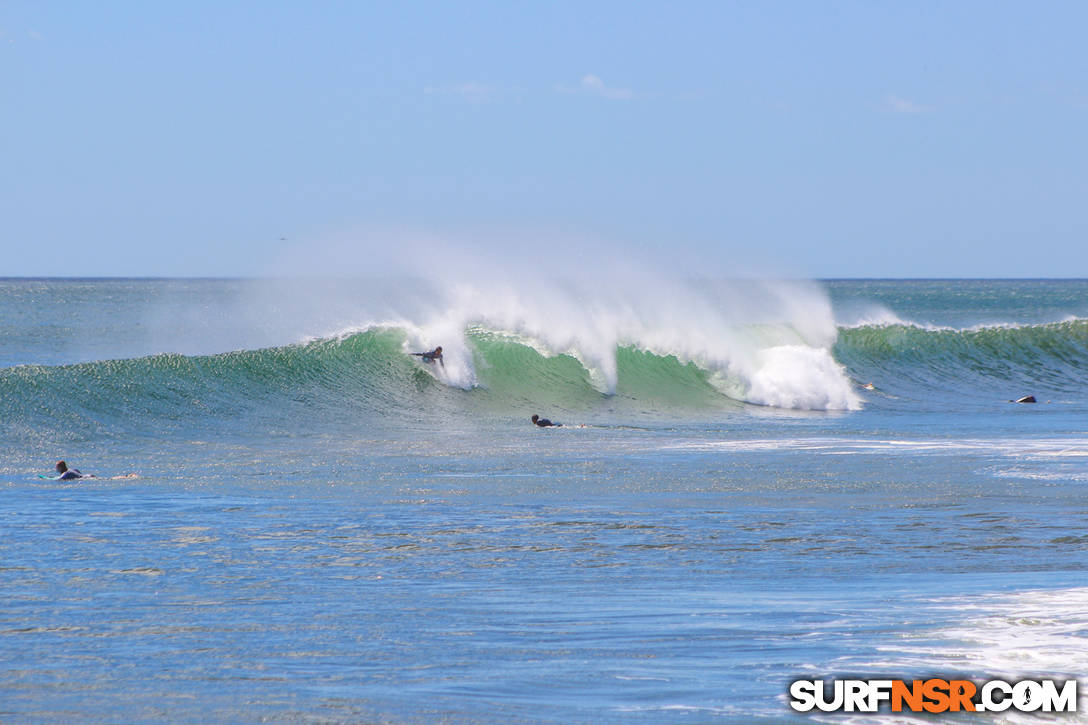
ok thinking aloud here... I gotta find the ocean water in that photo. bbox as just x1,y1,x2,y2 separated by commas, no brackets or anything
1,278,1086,723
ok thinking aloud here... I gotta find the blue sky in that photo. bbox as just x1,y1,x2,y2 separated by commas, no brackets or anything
2,1,1086,277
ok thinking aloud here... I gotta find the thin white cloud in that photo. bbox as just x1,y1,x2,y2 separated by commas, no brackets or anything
884,94,933,114
424,82,502,99
557,74,635,101
28,30,44,41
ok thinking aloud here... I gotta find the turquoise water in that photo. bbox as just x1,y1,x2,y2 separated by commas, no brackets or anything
1,279,1086,722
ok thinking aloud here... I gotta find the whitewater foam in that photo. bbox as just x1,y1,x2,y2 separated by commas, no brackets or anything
821,587,1088,724
668,437,1088,458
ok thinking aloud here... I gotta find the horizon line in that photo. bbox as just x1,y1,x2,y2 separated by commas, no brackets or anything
3,276,1088,282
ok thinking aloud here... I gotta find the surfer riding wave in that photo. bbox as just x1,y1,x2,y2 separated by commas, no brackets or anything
411,346,444,367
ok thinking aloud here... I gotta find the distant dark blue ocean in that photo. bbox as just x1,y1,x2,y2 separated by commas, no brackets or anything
1,278,1086,723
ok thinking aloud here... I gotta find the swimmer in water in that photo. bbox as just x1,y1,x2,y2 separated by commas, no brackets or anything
531,414,561,428
412,346,444,367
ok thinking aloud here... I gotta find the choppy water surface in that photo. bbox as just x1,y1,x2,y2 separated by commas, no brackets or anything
1,279,1086,723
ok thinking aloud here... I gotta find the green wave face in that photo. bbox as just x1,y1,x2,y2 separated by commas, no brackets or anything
0,328,747,442
466,330,729,411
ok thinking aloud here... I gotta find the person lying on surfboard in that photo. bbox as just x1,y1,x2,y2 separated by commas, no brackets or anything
43,460,94,481
411,346,444,367
531,414,561,428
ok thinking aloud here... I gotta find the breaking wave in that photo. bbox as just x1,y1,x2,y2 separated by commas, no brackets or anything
5,276,1086,440
836,318,1088,402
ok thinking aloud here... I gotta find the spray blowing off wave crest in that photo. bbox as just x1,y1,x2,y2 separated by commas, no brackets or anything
254,227,860,410
335,278,861,411
834,302,919,330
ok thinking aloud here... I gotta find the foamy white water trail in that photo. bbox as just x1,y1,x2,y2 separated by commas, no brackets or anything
815,587,1088,725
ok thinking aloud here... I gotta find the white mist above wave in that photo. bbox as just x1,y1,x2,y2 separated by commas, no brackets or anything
322,278,861,411
122,228,866,411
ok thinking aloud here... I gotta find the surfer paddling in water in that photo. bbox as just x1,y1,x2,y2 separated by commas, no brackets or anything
411,346,444,367
48,461,94,481
531,414,561,428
